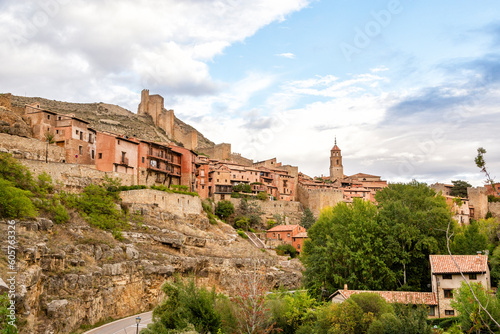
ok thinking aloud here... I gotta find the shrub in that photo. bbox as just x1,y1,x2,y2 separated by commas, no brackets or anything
275,244,297,258
233,184,252,193
234,217,250,230
237,229,248,239
215,200,234,220
257,191,268,201
0,178,37,218
143,277,222,334
267,219,277,229
0,293,17,334
0,152,35,190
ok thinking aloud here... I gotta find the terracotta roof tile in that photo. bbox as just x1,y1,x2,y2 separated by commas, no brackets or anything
430,255,488,274
294,232,308,238
267,224,301,232
333,290,437,305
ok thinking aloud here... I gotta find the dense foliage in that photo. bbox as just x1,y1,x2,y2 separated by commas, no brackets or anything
215,200,234,220
300,208,316,230
143,278,221,334
303,181,452,298
449,180,472,198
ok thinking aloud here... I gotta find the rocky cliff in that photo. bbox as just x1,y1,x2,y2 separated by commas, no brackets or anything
1,208,302,333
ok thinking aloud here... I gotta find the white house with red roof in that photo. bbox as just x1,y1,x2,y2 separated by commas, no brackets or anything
430,254,490,317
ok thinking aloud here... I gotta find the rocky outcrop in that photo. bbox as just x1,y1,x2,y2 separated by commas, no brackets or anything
1,209,302,334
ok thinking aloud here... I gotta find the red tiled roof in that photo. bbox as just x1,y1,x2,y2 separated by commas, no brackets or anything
332,290,437,305
430,255,488,274
267,224,300,232
331,144,340,151
294,232,308,238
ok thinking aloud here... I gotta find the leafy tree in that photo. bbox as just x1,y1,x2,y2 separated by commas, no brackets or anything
349,293,393,320
376,181,451,291
275,244,297,258
0,152,35,190
268,291,317,334
236,198,262,228
449,180,471,198
300,208,316,230
257,191,268,201
233,183,252,193
450,220,490,255
475,147,499,196
143,278,221,334
0,178,37,218
302,199,397,298
314,299,372,334
215,200,234,220
451,282,500,333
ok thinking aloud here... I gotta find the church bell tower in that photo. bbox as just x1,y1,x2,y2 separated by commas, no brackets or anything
329,137,343,181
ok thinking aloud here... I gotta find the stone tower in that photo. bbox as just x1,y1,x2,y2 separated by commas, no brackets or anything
329,138,344,181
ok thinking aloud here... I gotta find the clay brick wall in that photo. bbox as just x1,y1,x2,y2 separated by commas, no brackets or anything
120,189,202,216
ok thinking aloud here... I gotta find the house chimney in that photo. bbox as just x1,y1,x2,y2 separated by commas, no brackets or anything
344,284,348,291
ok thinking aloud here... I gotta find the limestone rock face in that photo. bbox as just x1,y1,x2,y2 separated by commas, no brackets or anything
1,210,303,334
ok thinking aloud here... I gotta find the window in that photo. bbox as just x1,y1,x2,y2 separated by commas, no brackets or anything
298,244,301,249
121,152,126,163
78,146,82,155
469,273,477,280
273,233,275,238
76,130,79,135
56,130,59,134
442,274,452,280
445,310,455,316
98,153,102,159
58,116,61,120
287,233,290,237
80,132,83,140
91,150,95,159
277,233,281,240
428,306,435,316
202,185,205,189
47,115,50,120
142,157,145,163
117,139,121,145
444,289,453,298
89,134,93,143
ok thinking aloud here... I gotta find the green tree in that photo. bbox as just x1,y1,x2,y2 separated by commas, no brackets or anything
449,180,471,198
450,221,489,255
451,282,500,333
268,291,317,334
0,152,35,190
257,191,268,201
215,200,234,220
300,208,316,230
0,178,37,218
302,199,397,298
143,278,221,334
275,244,297,258
376,181,451,291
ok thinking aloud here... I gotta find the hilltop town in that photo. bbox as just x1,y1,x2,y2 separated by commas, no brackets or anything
1,90,500,333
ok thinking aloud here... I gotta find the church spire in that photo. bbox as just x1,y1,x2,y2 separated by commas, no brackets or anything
335,136,337,146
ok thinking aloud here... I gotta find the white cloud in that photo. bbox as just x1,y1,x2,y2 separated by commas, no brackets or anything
275,52,295,59
0,0,309,101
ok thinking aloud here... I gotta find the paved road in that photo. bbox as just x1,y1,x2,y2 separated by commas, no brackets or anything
83,311,153,334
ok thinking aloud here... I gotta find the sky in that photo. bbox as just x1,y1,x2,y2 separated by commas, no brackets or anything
0,0,499,186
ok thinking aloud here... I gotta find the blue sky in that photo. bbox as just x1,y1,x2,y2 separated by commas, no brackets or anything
0,0,499,186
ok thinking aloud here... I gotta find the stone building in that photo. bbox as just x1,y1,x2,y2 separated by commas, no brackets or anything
137,140,182,186
24,102,97,165
170,145,198,192
467,187,488,220
195,155,210,199
209,164,232,201
266,224,306,250
329,138,344,181
96,132,139,175
137,89,174,137
430,254,490,318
